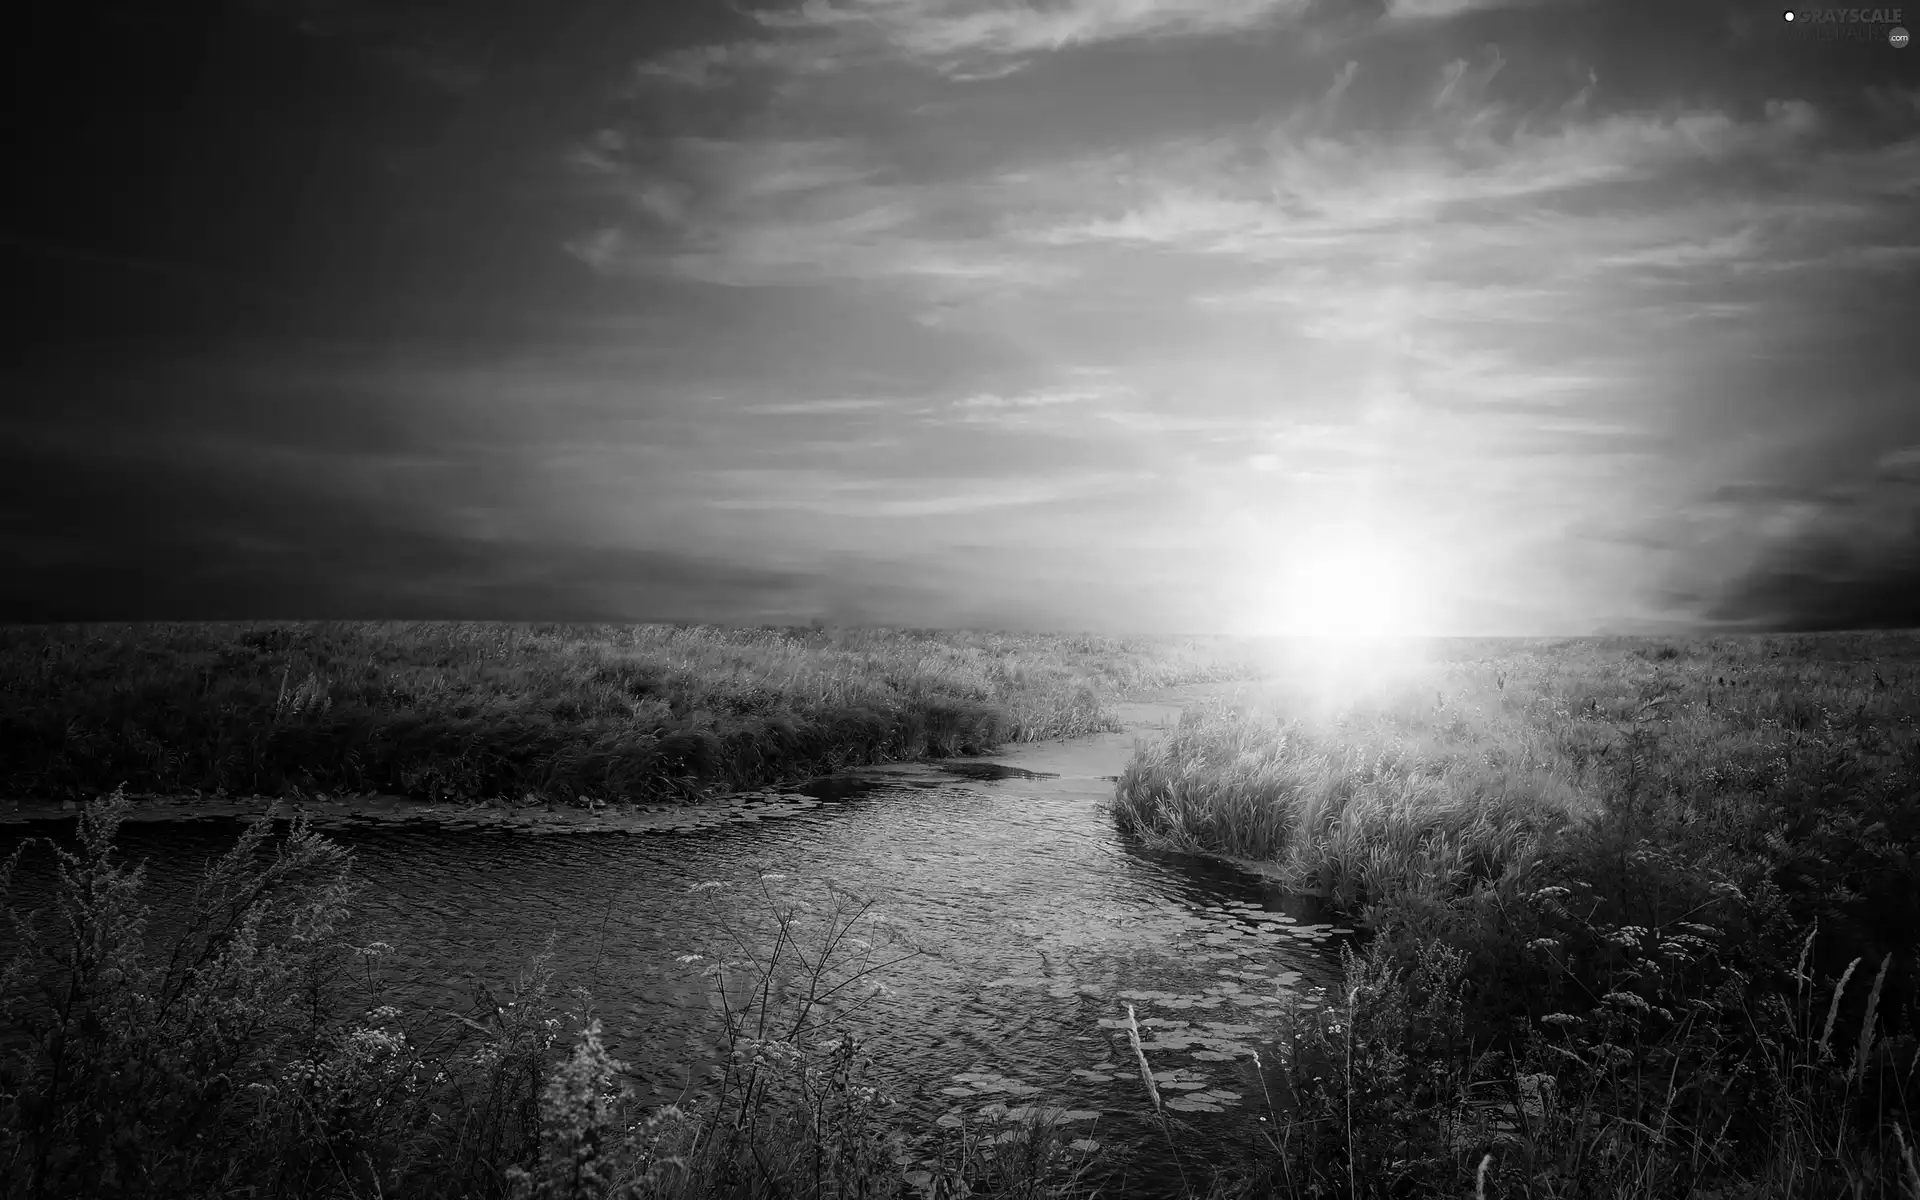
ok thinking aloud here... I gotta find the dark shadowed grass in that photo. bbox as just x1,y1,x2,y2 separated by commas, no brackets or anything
0,790,1117,1199
1109,632,1920,1197
0,621,1266,808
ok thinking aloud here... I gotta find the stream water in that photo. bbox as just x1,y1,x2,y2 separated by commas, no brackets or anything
1,687,1359,1196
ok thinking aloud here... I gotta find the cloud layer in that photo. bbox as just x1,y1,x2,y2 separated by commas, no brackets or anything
3,0,1917,631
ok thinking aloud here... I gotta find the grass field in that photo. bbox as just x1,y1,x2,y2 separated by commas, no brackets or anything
1112,632,1920,1197
3,630,1917,1198
0,621,1269,807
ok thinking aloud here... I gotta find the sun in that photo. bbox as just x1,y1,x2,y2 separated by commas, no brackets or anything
1286,546,1408,639
1252,528,1430,641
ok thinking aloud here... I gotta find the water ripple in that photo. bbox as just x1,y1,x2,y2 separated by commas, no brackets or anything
0,709,1355,1197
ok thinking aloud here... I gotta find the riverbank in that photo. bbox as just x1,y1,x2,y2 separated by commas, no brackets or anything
13,629,1913,1197
0,621,1273,813
0,673,1276,834
1109,632,1920,1197
1,675,1331,1200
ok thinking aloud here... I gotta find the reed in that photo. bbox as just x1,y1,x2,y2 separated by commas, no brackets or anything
0,621,1268,809
5,631,1916,1198
1112,632,1920,1197
0,788,1123,1199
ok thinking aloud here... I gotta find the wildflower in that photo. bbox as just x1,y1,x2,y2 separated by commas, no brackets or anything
1662,935,1712,957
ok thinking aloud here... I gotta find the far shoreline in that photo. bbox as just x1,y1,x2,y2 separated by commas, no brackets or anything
0,679,1269,836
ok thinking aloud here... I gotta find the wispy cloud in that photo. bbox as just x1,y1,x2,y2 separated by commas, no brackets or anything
565,134,1066,293
1017,101,1835,254
627,41,783,91
14,0,1920,632
749,0,1313,78
742,398,893,414
1383,0,1570,21
952,386,1109,409
701,468,1147,518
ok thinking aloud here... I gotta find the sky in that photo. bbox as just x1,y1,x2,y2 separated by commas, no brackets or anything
3,0,1917,635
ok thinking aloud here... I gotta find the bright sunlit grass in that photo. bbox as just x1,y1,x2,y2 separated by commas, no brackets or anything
1107,631,1920,1197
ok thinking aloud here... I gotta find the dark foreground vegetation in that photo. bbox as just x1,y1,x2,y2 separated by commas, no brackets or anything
0,622,1265,808
2,790,1112,1200
1,631,1916,1199
1115,632,1920,1197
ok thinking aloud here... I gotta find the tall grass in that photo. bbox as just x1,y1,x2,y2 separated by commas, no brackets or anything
0,622,1266,808
12,631,1912,1197
0,788,1118,1199
1111,633,1920,1196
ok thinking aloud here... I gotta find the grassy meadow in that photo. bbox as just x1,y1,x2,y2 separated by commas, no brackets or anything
0,621,1267,808
1113,632,1920,1197
3,629,1919,1198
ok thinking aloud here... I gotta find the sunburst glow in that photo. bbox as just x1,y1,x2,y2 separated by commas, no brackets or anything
1285,546,1409,639
1247,527,1433,642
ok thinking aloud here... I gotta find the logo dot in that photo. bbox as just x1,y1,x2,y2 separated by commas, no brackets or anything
1783,8,1795,19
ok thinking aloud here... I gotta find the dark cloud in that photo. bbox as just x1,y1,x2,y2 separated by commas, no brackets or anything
0,425,822,624
1699,454,1920,632
2,0,732,356
1707,560,1920,635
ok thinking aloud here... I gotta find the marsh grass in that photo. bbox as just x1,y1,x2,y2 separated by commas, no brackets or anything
0,622,1264,808
0,787,582,1198
1110,633,1920,1197
0,790,1131,1199
10,630,1916,1198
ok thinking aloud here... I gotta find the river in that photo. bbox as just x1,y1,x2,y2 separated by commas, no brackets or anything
1,683,1358,1197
